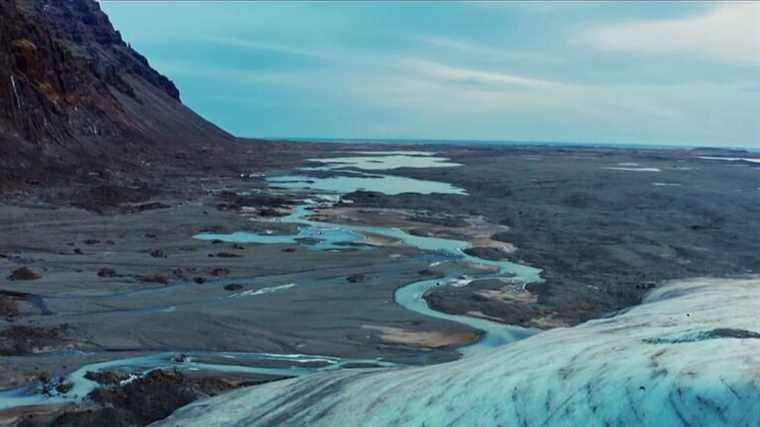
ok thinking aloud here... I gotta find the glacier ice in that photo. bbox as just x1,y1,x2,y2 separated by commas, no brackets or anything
154,277,760,426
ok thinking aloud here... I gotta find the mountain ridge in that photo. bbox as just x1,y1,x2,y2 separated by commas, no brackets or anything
0,0,234,188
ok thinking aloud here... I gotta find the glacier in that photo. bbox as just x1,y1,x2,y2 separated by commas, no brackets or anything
154,277,760,426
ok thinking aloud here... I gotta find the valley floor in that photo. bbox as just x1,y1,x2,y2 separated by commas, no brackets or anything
1,142,758,425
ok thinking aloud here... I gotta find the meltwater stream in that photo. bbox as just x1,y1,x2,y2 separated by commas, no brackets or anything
0,152,542,410
0,352,396,410
197,203,542,355
198,152,543,354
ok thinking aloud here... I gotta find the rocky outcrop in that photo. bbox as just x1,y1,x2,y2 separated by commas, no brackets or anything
462,246,511,261
0,0,233,187
17,370,240,427
155,277,760,426
0,324,70,356
7,267,41,280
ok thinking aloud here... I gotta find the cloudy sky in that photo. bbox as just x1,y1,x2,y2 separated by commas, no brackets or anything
101,1,759,147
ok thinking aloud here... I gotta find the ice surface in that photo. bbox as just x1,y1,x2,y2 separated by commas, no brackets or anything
155,277,760,426
602,166,662,172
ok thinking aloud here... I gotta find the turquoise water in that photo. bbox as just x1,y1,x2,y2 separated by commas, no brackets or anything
197,152,542,355
0,152,541,410
352,151,438,156
196,203,541,356
305,154,462,170
195,222,365,250
268,153,467,195
269,174,467,195
0,352,396,410
159,278,760,426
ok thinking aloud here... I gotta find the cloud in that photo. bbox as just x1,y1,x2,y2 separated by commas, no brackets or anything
401,59,565,90
344,55,759,146
578,2,760,63
200,35,329,60
103,0,759,146
419,36,504,56
418,36,561,64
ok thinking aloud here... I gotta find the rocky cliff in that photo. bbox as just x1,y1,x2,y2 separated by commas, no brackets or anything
0,0,234,187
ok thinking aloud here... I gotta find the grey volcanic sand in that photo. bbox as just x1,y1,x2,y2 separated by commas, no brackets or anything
346,147,760,328
0,186,472,391
2,144,759,422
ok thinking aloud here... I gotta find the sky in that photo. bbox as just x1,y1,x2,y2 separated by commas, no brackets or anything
100,1,759,147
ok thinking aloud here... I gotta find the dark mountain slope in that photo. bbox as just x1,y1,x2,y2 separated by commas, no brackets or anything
0,0,234,188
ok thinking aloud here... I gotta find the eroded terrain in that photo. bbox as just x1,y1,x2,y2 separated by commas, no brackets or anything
2,144,759,425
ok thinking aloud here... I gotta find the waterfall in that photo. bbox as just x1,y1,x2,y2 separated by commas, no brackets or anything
9,75,22,110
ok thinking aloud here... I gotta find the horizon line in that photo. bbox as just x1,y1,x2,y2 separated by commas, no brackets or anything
247,136,759,152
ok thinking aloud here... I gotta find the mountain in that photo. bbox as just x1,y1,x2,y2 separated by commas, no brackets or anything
155,277,760,426
0,0,234,188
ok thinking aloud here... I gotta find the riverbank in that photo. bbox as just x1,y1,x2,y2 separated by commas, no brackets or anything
155,276,760,426
346,145,760,327
2,142,758,425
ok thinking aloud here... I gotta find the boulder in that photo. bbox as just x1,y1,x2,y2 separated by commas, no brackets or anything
8,267,41,281
97,268,117,278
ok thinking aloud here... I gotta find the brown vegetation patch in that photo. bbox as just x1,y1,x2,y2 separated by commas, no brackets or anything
11,38,37,51
140,274,170,285
8,267,41,281
0,324,70,356
362,325,478,348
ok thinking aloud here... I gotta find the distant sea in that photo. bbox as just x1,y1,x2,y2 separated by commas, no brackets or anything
268,137,758,153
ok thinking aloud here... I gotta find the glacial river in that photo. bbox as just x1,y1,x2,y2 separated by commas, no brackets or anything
0,152,542,409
